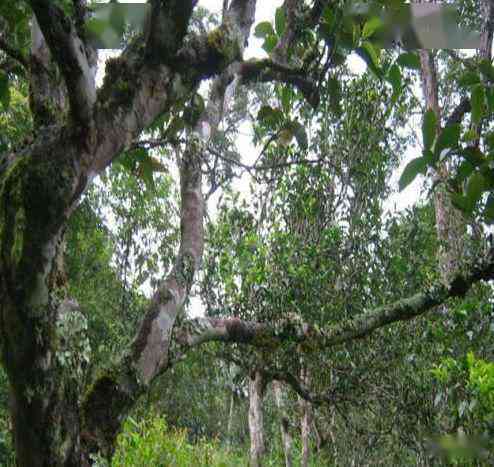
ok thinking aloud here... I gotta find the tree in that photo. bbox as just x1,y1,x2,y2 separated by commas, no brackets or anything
1,0,494,464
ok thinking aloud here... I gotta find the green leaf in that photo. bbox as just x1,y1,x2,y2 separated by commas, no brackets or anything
486,87,494,114
435,124,460,158
327,76,342,116
262,35,278,53
465,171,485,211
275,7,286,37
254,21,275,39
355,41,381,77
422,109,437,151
457,147,486,167
396,52,421,70
456,160,475,183
471,84,485,125
362,16,382,39
479,59,494,82
451,193,472,213
458,71,480,87
257,105,283,127
483,193,494,223
387,64,402,98
290,121,308,150
399,157,427,191
0,72,10,110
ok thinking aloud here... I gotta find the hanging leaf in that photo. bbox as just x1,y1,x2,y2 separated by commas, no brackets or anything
275,7,286,37
458,71,480,87
396,52,421,70
434,124,460,158
456,160,475,183
263,35,278,53
362,16,382,39
398,157,427,191
457,147,486,167
484,193,494,223
290,121,308,150
137,155,157,190
387,64,402,99
422,109,437,151
257,105,283,128
471,84,485,125
479,59,494,82
355,41,382,78
254,22,275,39
464,171,485,212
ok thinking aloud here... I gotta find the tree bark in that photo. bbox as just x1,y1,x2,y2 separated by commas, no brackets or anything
298,367,312,467
248,369,266,467
273,380,293,467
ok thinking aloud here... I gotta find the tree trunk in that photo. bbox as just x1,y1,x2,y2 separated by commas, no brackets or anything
298,367,312,467
227,390,235,445
248,370,265,467
273,380,293,467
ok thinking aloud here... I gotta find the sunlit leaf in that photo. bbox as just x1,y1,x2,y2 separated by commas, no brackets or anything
362,16,382,39
275,7,286,37
399,157,427,191
254,21,274,39
422,109,437,151
471,84,485,125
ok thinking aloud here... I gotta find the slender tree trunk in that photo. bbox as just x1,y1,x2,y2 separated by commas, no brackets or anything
248,370,265,467
273,380,293,467
227,390,235,445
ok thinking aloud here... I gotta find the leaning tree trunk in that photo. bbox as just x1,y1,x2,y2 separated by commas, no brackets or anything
248,369,266,467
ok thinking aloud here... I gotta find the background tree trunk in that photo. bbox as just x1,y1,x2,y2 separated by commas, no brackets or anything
273,380,292,467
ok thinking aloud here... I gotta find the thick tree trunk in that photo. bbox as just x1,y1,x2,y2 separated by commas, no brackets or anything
273,380,293,467
248,370,266,467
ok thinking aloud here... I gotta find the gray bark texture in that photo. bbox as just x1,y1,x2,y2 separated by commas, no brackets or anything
248,370,266,467
273,380,293,467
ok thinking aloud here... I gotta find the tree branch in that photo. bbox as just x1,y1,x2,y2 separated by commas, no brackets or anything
239,58,320,108
479,0,494,61
28,1,96,125
174,246,494,353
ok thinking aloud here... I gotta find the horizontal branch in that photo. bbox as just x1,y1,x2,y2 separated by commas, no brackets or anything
174,246,494,353
239,58,319,108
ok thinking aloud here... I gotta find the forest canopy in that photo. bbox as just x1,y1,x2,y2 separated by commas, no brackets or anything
0,0,494,465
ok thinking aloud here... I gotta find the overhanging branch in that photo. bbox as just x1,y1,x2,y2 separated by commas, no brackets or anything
175,247,494,353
